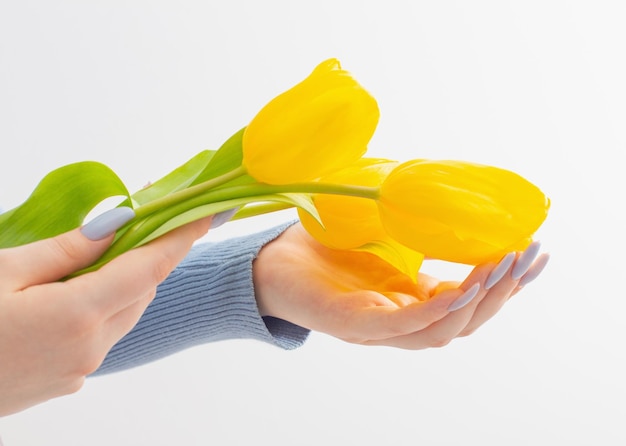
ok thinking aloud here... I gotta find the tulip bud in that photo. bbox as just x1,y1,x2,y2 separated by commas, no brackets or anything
242,59,379,184
378,159,550,264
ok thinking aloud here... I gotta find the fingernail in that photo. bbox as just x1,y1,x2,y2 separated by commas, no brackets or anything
518,253,550,287
485,252,516,289
448,283,481,312
81,207,135,241
511,241,541,280
209,207,239,229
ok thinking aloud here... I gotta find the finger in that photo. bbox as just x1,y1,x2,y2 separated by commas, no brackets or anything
461,245,543,336
340,262,494,343
381,292,422,307
431,281,462,297
335,287,463,343
0,207,135,291
414,273,448,297
360,286,487,349
344,253,522,347
459,274,517,337
65,216,211,319
511,241,542,280
518,253,550,287
484,252,516,290
359,245,546,349
511,252,551,297
361,311,472,350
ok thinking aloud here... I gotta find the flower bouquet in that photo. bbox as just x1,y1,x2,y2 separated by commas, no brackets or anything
0,59,550,281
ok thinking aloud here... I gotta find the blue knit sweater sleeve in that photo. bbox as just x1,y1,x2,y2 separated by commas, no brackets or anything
93,221,309,376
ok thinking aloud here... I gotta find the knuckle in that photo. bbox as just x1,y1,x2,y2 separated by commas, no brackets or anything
62,376,87,395
430,337,452,348
379,313,412,339
76,353,106,377
142,289,158,307
458,327,477,338
72,309,101,335
146,251,178,284
62,287,103,332
48,234,86,265
340,335,367,344
66,342,107,378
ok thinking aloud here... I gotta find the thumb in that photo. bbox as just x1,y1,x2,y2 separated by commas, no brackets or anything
1,207,135,290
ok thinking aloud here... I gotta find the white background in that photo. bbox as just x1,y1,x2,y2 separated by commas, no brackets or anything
1,1,625,445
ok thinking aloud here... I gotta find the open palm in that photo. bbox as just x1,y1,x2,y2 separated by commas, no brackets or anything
254,223,548,350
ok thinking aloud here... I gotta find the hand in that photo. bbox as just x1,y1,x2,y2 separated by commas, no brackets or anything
254,223,549,349
0,208,212,416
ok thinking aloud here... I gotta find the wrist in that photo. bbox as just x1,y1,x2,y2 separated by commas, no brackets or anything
252,223,306,321
252,230,284,318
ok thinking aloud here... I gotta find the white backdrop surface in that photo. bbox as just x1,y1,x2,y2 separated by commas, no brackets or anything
1,1,624,445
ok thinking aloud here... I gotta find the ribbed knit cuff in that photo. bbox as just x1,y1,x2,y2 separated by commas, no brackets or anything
93,221,309,376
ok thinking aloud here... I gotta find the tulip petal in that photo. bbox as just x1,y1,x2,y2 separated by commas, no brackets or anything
242,59,379,184
379,159,550,264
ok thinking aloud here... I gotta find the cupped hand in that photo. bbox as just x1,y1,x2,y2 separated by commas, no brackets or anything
254,223,549,349
0,209,212,416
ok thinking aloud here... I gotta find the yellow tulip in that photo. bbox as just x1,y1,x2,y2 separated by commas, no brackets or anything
377,159,550,264
298,158,397,249
298,158,424,279
242,58,379,184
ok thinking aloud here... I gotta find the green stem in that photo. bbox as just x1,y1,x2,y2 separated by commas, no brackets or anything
135,180,378,242
68,180,381,278
134,165,247,218
118,181,378,259
182,182,381,204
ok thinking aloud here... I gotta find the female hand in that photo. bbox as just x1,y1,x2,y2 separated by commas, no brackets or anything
0,208,212,416
254,223,549,349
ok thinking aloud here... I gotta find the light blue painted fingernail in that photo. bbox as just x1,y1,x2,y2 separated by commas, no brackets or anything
81,207,135,241
485,252,516,290
210,207,239,229
518,253,550,287
511,241,541,280
448,283,481,312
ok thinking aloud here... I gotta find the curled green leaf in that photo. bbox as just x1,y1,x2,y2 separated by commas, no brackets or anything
0,161,130,248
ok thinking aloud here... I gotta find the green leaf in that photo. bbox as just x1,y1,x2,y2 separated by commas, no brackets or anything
125,150,216,207
354,239,424,283
191,127,246,185
118,126,249,213
0,161,130,248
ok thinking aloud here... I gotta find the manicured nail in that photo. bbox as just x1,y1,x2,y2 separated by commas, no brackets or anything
448,283,481,311
209,207,239,229
485,252,516,289
81,207,135,241
511,241,541,280
518,253,550,287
